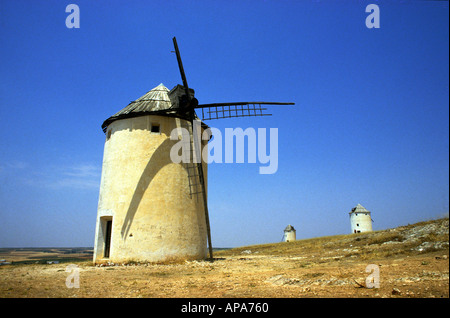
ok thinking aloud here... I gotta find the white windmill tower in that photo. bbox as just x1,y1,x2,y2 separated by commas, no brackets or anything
283,225,296,242
349,204,373,234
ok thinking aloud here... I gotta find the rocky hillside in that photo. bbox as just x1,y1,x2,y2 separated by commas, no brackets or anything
217,217,449,261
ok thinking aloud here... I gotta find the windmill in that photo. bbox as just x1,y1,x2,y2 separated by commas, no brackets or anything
93,37,294,265
170,37,294,260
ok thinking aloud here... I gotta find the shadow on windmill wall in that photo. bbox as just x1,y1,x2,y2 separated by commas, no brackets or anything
120,137,177,240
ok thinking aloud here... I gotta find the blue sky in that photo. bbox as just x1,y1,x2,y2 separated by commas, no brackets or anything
0,0,448,248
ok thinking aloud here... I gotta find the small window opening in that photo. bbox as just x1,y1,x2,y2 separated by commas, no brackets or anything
356,223,359,227
107,129,112,140
151,124,160,133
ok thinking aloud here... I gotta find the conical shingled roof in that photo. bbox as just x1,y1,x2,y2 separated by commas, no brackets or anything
127,83,172,112
284,224,296,232
349,204,370,214
102,84,173,132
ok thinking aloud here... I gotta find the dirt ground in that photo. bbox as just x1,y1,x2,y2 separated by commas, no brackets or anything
0,248,448,298
0,219,448,299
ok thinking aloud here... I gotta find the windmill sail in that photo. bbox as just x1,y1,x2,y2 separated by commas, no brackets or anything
173,37,214,260
197,102,294,121
171,37,295,261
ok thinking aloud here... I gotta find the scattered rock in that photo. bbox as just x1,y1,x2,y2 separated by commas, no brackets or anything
382,241,402,245
266,275,352,287
265,275,290,286
413,241,449,252
392,288,401,295
301,287,311,292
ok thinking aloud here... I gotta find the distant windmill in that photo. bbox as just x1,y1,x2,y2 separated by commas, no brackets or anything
93,37,295,264
349,204,373,234
283,224,296,242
